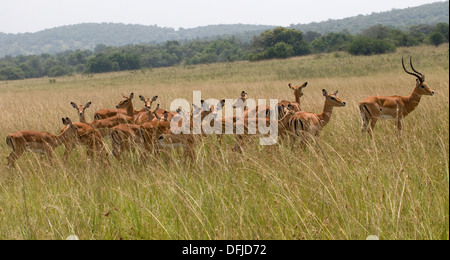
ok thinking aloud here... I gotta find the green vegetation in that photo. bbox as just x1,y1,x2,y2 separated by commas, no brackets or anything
1,22,448,81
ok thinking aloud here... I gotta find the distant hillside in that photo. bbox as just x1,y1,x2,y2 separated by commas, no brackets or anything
0,23,274,57
0,1,448,57
290,1,449,34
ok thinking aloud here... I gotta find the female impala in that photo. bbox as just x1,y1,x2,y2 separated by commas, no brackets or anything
231,91,272,120
231,105,297,153
359,57,434,136
278,82,308,118
134,95,164,124
69,102,109,164
94,93,153,120
291,89,346,140
71,101,134,138
6,118,78,167
110,105,165,161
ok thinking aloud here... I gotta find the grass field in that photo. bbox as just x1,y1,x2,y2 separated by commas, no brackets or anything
0,45,448,240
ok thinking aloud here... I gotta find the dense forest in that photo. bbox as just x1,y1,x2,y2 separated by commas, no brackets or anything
0,22,448,80
0,1,447,57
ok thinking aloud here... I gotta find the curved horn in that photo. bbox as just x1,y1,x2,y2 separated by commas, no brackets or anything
409,57,425,82
402,57,422,83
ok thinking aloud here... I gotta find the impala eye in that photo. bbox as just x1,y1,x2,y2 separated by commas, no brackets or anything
331,97,336,100
421,85,425,89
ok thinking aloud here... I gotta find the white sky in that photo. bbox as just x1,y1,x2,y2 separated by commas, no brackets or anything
0,0,444,34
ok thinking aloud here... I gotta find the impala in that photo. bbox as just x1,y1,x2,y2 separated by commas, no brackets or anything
278,82,308,117
94,93,150,120
290,89,346,141
155,103,216,160
359,57,434,136
6,118,78,167
71,101,134,138
232,105,297,152
134,95,164,124
110,104,167,160
139,109,174,158
231,91,272,120
111,123,145,161
69,102,109,163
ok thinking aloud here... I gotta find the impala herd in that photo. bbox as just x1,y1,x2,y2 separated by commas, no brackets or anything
5,57,435,167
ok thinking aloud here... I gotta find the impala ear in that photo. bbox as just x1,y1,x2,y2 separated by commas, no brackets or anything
333,90,339,96
288,83,295,90
151,96,159,102
301,82,308,88
218,99,226,109
70,102,78,109
63,117,72,126
322,89,328,97
153,110,161,120
164,111,169,121
416,79,420,87
85,102,92,108
139,95,146,102
129,93,134,99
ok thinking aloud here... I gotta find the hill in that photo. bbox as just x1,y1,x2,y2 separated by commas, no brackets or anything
0,1,448,57
291,1,449,34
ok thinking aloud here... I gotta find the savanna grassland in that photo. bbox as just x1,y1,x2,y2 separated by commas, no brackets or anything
0,45,448,240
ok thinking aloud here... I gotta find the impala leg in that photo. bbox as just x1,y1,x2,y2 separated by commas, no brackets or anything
232,135,244,153
367,117,378,138
396,117,404,137
63,142,75,160
7,149,24,168
97,140,110,166
112,141,122,161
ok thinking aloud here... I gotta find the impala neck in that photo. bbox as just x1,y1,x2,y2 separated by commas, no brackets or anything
317,101,334,127
125,103,135,117
279,112,294,128
55,128,73,146
79,113,88,124
294,92,301,105
146,110,156,122
404,89,422,116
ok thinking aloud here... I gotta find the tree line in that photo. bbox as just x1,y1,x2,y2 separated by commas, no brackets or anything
0,23,448,81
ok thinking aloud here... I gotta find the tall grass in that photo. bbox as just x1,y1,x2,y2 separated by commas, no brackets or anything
0,45,448,240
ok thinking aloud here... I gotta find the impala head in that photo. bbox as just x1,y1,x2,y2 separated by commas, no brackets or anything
323,89,346,107
402,57,434,96
240,91,248,101
61,117,79,138
71,102,91,118
115,93,134,109
139,95,158,110
146,103,160,116
192,100,214,120
288,82,308,98
211,99,226,119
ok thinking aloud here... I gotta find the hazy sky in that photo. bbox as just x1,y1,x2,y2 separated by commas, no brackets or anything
0,0,443,34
